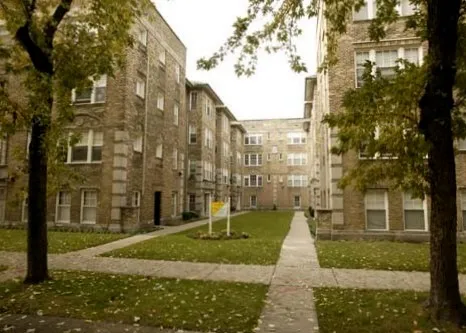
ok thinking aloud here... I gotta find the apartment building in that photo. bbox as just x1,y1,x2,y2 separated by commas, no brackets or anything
312,0,466,240
239,119,312,210
0,4,187,231
230,122,246,211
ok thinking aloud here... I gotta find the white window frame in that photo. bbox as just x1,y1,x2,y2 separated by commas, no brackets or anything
287,153,308,166
156,143,163,159
56,191,71,223
68,130,103,164
159,49,166,65
365,189,389,231
173,148,178,170
190,92,198,110
244,153,262,167
189,160,196,177
403,193,428,231
355,46,423,88
244,134,263,145
244,175,263,187
132,191,141,207
173,104,179,125
287,175,308,187
189,125,197,144
81,190,97,224
287,132,306,145
157,93,164,111
72,75,107,104
136,78,146,99
137,28,148,47
134,135,143,153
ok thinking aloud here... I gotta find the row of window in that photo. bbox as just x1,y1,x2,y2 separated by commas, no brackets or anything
353,0,415,21
244,153,308,166
244,132,307,145
355,47,422,87
137,28,182,84
247,195,302,208
244,175,308,187
365,190,429,231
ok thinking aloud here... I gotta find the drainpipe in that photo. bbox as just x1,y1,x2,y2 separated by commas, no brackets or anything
140,25,150,225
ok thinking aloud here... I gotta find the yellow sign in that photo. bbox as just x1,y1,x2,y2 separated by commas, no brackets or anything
211,201,227,217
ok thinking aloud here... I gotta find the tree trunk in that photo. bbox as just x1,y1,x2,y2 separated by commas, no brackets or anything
419,0,466,324
24,115,50,284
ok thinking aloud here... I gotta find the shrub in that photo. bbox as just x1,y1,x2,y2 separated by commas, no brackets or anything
273,204,277,211
188,230,250,240
182,211,200,221
309,206,315,218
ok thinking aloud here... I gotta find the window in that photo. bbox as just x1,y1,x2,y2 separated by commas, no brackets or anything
173,148,178,170
205,99,213,117
400,0,415,16
22,198,28,222
279,176,283,183
376,50,398,79
69,130,103,163
137,28,147,46
222,168,229,184
404,193,427,230
204,129,213,148
279,153,283,161
244,175,263,187
356,52,370,88
244,134,263,145
189,160,196,177
365,189,387,230
287,132,306,144
190,92,198,110
267,174,271,183
159,49,166,65
353,0,369,20
287,153,308,166
204,161,213,181
189,194,196,211
172,193,177,217
223,116,229,132
81,190,97,224
175,64,181,84
157,93,164,110
0,134,6,165
73,75,107,104
173,104,179,125
136,78,146,99
250,195,257,208
132,191,141,207
189,125,197,144
56,191,71,223
294,195,301,208
156,143,163,158
267,153,271,161
459,139,466,151
244,154,262,166
287,175,308,187
272,146,278,153
134,136,143,153
404,48,419,65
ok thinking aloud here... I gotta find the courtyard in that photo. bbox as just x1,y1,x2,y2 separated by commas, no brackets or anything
1,211,466,332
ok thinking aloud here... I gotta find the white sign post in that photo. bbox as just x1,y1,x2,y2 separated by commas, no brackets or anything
227,197,231,237
208,195,212,235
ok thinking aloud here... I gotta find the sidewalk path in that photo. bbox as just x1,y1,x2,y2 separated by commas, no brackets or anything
256,211,320,333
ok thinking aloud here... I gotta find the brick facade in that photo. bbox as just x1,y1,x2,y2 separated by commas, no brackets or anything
239,119,312,210
312,0,466,240
0,5,187,231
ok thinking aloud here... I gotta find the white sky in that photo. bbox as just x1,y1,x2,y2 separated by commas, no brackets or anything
155,0,317,121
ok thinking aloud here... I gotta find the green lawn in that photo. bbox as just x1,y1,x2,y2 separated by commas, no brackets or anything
314,288,463,333
0,271,268,333
0,229,128,254
103,211,293,265
316,240,466,273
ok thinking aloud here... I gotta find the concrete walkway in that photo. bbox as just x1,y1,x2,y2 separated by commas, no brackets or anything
256,211,319,333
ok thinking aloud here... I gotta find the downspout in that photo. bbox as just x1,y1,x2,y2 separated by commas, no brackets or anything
140,27,150,225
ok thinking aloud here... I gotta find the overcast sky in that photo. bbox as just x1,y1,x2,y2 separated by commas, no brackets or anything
155,0,317,121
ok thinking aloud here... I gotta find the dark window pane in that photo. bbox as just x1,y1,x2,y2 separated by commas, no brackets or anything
75,88,92,103
367,210,386,230
71,147,88,162
94,87,106,103
405,210,425,230
92,147,102,161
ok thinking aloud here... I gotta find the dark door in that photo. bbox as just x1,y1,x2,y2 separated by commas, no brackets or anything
154,192,162,226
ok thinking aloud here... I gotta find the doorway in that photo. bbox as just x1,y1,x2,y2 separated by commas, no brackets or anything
154,191,162,225
294,195,301,209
